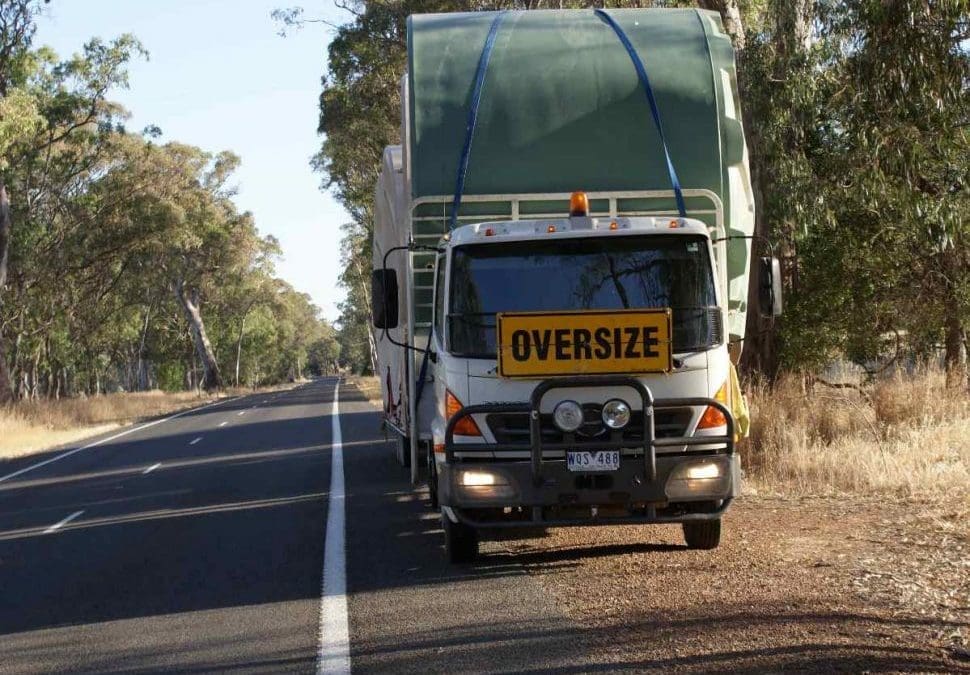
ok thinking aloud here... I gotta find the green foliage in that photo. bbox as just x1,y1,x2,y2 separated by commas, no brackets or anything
0,12,340,397
308,323,341,375
744,0,970,371
155,361,186,393
0,88,41,165
335,220,375,374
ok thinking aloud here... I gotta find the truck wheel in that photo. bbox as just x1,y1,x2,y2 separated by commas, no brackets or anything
394,433,410,467
427,445,439,509
682,520,721,550
442,511,478,563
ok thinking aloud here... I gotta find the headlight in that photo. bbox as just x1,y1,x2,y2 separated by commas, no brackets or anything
601,399,631,429
684,462,721,480
553,400,584,432
458,469,513,499
460,470,503,486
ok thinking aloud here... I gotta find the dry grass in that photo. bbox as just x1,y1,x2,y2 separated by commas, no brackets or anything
346,375,382,406
0,384,298,461
743,368,970,502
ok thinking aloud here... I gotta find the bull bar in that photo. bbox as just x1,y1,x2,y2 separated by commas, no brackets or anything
442,376,737,528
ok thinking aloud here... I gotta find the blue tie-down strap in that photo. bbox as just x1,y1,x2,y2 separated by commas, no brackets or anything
594,9,687,218
449,10,509,231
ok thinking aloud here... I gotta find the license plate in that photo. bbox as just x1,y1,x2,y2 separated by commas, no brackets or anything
567,450,621,472
496,309,672,378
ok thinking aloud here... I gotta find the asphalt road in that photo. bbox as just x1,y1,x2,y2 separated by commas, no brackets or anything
0,377,595,674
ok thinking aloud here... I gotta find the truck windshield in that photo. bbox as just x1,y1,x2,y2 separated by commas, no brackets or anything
448,234,719,358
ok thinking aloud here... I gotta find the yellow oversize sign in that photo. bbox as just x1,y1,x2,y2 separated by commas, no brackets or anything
496,309,673,378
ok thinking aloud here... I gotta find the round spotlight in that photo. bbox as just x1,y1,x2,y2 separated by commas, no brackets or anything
601,399,631,429
553,400,584,432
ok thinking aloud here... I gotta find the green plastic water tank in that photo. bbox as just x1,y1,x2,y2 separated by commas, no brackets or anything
406,8,754,340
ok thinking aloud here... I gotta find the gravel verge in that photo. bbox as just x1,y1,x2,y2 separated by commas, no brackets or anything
490,495,969,672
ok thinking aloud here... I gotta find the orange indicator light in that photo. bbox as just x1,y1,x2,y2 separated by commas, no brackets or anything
446,390,482,436
697,382,729,429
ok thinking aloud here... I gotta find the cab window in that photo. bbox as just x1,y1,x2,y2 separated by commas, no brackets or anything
433,253,446,342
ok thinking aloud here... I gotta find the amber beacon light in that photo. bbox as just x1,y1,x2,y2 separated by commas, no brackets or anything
569,191,590,217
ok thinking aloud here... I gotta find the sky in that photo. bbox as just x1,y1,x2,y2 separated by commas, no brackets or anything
35,0,352,322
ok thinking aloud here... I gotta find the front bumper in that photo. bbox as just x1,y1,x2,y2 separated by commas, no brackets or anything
442,376,738,528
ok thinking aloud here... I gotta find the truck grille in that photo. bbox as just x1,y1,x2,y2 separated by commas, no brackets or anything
486,407,693,447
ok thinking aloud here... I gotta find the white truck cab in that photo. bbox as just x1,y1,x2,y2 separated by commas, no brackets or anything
422,206,741,561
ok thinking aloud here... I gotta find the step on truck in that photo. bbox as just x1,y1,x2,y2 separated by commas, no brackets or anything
372,8,782,563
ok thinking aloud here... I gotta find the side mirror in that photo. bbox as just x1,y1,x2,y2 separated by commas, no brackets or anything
371,268,399,329
758,257,783,317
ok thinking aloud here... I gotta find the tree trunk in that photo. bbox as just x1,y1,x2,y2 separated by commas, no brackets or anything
942,252,967,388
136,302,153,391
350,255,379,374
0,182,15,404
0,181,10,289
697,0,745,49
777,0,813,57
30,347,40,400
365,320,378,376
0,336,12,405
234,317,245,387
174,280,223,390
943,305,966,387
234,302,254,387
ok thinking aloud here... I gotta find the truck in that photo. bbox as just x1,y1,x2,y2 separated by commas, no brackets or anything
372,7,782,563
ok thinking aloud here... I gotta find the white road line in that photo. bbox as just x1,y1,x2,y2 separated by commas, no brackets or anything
238,411,246,416
189,437,203,445
44,510,84,534
318,382,350,675
0,397,235,485
219,421,228,427
143,462,162,475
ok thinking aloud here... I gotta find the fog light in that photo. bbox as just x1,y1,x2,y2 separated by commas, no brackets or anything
458,470,514,499
666,459,730,499
602,399,631,429
685,462,721,480
553,400,584,432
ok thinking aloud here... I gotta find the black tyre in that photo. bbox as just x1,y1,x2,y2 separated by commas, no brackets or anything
394,433,411,467
682,520,721,550
442,511,478,563
427,445,439,509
